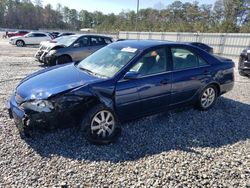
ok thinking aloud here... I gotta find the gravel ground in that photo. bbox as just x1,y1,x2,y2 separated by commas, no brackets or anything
0,39,250,187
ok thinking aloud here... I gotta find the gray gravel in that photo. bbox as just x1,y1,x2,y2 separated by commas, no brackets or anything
0,39,250,187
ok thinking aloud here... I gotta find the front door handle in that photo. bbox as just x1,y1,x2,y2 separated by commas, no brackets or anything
204,70,210,75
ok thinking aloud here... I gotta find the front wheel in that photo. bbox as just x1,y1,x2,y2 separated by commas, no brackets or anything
81,104,121,144
16,40,25,47
56,55,72,65
197,85,218,111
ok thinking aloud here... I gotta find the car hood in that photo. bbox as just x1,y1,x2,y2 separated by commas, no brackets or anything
10,36,23,40
16,63,101,102
42,42,65,50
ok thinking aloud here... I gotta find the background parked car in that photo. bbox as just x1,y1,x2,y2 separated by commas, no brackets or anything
7,30,29,38
9,32,52,47
35,34,113,65
239,47,250,77
189,42,214,54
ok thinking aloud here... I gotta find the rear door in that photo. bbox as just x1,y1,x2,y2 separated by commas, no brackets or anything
170,46,211,105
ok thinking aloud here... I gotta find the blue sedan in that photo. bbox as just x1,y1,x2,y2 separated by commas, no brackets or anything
7,40,235,144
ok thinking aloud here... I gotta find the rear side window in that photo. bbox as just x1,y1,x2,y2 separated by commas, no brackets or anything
171,48,208,70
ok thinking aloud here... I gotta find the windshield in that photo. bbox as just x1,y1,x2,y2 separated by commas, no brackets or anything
77,46,138,78
56,36,78,46
24,33,31,37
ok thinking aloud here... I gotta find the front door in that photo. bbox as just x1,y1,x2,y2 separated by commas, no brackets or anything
71,36,91,61
115,47,172,118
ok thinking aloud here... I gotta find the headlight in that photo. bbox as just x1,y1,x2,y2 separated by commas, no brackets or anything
21,100,54,113
48,50,57,56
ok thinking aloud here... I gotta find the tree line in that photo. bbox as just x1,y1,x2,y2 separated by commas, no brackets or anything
0,0,250,33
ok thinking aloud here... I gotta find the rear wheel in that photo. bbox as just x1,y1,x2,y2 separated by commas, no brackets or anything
16,40,25,47
56,55,72,65
197,85,218,111
81,104,121,144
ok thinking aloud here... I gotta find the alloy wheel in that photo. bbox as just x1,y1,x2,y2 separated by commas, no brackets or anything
201,87,216,108
91,110,115,138
16,41,24,47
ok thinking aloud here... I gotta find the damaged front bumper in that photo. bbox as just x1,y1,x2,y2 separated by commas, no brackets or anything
35,50,57,65
6,95,57,135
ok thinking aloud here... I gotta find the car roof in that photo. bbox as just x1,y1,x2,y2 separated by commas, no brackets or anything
29,31,48,34
110,40,192,50
71,34,113,39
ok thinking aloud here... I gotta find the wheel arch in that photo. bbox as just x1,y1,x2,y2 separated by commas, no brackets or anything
207,82,221,96
16,39,25,45
58,54,72,62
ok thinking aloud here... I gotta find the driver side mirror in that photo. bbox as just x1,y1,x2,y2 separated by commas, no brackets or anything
123,71,140,80
73,43,80,48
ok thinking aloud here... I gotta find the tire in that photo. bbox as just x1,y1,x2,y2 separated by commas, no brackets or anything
16,40,25,47
239,70,248,77
56,55,72,65
197,85,218,111
81,104,121,144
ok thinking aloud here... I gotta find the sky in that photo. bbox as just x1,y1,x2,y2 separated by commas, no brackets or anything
42,0,217,14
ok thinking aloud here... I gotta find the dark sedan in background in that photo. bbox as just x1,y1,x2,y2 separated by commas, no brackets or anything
189,42,214,54
35,34,113,66
239,47,250,77
8,40,234,144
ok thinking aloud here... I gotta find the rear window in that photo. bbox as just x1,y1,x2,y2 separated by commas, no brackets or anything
19,31,28,34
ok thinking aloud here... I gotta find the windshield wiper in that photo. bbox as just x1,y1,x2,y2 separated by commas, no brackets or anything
78,66,108,78
79,67,96,75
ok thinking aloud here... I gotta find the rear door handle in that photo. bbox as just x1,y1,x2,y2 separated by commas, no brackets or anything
160,79,170,85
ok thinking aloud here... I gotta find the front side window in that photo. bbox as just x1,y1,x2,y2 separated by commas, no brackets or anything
26,33,34,37
77,46,138,78
75,36,89,47
171,47,208,70
91,37,105,46
34,33,46,37
129,48,167,76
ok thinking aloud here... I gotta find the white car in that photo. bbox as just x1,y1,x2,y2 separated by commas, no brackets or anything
9,32,52,47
